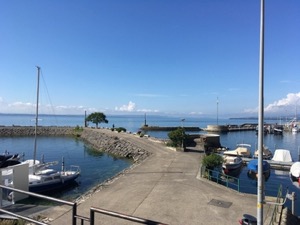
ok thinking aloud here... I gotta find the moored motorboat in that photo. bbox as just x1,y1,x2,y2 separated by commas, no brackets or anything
273,126,283,135
247,159,271,181
292,125,298,133
222,155,243,171
289,162,300,188
254,145,273,160
0,152,21,168
271,149,293,163
222,155,243,177
223,144,251,158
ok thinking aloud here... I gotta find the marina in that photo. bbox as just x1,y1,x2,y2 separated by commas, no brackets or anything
0,114,299,221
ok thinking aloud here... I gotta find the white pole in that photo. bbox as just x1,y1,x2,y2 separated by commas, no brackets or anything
257,0,265,224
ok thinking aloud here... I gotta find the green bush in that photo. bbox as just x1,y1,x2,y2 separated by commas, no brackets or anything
202,153,223,169
168,127,186,147
116,127,126,133
74,125,83,137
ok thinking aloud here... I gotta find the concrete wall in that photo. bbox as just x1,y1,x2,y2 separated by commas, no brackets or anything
186,134,222,153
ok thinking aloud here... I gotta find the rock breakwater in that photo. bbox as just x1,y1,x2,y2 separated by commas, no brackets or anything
80,129,151,162
0,126,150,163
0,126,75,136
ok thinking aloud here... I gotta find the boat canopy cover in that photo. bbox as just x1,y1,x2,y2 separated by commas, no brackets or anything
223,147,250,156
290,162,300,178
247,159,270,172
271,149,293,162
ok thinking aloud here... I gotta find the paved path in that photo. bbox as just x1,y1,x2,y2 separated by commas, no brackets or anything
43,129,273,225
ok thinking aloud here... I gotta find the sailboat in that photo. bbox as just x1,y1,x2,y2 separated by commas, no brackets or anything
27,66,80,194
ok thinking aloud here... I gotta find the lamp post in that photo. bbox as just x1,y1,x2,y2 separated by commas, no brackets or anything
181,119,185,150
181,118,185,128
257,0,265,224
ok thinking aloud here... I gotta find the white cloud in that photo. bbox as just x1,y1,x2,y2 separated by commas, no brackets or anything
114,101,159,113
265,92,300,114
6,101,35,114
244,92,300,115
0,98,96,115
115,101,136,112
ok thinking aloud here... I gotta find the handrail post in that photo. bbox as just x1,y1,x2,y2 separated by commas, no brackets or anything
226,175,229,187
72,202,77,225
90,208,95,225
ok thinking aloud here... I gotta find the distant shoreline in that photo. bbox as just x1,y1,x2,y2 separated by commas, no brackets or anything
229,117,293,120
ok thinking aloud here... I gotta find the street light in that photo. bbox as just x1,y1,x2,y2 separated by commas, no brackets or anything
181,118,185,128
181,119,185,150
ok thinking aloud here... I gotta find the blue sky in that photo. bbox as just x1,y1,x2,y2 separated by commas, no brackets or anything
0,0,299,118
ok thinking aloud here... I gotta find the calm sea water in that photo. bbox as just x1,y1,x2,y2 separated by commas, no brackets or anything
0,136,132,202
0,114,299,215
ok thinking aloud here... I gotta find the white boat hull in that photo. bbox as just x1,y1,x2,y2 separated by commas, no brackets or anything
29,167,80,194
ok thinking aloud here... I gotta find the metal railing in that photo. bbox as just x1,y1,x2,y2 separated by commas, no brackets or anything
0,185,169,225
0,184,77,225
201,167,240,192
90,207,168,225
268,185,284,225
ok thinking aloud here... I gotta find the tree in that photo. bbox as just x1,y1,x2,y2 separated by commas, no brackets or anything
168,127,186,148
86,112,108,128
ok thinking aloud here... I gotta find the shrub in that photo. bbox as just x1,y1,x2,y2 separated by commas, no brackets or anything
74,125,83,131
202,153,223,169
116,127,126,133
74,125,83,137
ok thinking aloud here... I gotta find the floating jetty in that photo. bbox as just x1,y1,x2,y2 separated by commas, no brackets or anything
242,157,294,170
140,125,201,132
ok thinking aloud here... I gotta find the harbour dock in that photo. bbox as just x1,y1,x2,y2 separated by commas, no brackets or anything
242,157,294,170
204,123,258,132
140,125,201,131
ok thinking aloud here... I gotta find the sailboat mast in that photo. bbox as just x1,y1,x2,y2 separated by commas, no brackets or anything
33,66,40,165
